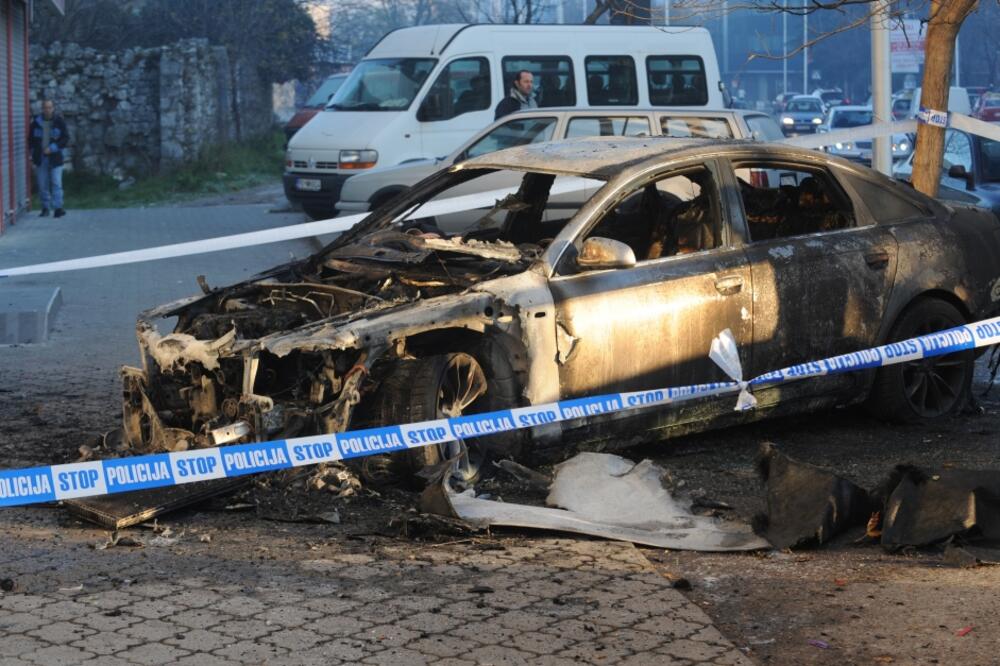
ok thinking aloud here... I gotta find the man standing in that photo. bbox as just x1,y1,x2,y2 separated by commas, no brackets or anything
29,99,69,218
494,70,537,120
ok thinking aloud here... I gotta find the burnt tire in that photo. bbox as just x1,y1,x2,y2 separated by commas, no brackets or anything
371,340,521,486
867,299,973,423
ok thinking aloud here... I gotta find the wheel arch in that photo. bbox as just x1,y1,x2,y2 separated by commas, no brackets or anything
880,289,972,346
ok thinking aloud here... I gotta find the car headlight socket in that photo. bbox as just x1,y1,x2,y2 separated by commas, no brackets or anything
781,117,794,125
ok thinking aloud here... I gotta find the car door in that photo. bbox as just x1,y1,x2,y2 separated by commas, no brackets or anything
726,159,899,396
549,159,753,399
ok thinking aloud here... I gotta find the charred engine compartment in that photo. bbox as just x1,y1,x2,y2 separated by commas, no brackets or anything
122,230,535,454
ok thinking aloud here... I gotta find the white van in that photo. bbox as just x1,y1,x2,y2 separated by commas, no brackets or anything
892,86,971,120
283,23,723,219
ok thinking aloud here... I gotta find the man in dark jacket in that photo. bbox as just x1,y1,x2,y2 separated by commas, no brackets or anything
494,70,537,120
29,99,70,218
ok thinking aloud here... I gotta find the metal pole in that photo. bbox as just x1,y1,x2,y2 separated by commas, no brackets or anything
721,1,727,81
871,0,892,175
802,1,809,93
557,0,565,23
955,34,961,86
782,0,787,93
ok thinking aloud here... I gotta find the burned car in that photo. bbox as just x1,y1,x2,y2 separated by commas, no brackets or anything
122,137,1000,482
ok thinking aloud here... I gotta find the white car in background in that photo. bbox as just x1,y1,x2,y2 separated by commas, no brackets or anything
817,105,913,163
336,107,784,216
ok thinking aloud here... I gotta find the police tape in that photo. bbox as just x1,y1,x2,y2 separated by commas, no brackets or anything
0,177,595,278
782,112,1000,152
2,314,999,509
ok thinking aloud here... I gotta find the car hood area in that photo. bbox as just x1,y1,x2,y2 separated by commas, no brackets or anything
125,230,540,453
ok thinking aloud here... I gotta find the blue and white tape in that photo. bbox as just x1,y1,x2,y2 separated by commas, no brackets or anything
2,315,998,509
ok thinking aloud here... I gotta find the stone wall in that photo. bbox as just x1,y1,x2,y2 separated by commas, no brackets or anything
29,38,273,178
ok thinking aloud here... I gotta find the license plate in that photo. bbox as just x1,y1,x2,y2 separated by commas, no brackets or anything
794,124,811,131
296,178,321,192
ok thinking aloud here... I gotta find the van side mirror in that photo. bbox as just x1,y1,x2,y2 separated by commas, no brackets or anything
948,164,976,191
576,237,636,271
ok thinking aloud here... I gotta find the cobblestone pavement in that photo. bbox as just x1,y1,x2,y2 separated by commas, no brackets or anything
0,509,753,665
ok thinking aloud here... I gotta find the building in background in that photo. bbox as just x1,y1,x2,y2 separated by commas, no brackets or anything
1,0,62,234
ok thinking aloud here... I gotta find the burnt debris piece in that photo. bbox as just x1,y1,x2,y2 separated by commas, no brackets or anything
755,443,1000,554
754,442,874,549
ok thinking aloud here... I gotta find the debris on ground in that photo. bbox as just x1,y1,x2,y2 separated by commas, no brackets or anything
754,442,874,548
1,578,15,592
423,452,769,552
493,459,552,491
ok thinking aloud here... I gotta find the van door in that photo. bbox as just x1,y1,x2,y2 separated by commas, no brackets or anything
416,57,494,159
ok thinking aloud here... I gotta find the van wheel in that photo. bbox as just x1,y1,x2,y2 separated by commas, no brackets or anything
867,299,973,422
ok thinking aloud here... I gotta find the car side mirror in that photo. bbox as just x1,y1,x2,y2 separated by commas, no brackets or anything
948,164,975,191
576,237,636,271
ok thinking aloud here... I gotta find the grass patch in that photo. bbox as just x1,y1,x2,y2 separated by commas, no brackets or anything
41,130,286,209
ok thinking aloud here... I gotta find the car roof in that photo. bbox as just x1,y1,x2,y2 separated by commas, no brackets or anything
502,107,762,118
459,135,836,179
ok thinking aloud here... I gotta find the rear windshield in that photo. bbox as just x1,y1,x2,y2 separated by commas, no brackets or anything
646,56,708,106
831,110,873,128
785,99,822,112
328,58,436,111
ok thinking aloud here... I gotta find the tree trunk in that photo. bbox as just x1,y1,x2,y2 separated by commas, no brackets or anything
911,0,978,197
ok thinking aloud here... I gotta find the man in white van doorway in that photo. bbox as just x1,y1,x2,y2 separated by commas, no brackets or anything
494,70,537,120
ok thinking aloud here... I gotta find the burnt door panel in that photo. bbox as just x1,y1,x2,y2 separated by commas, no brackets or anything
743,226,899,389
550,247,753,398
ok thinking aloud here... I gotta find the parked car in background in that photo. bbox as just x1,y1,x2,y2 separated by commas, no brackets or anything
810,87,848,110
973,92,1000,122
894,126,1000,218
283,74,349,142
772,91,801,115
817,105,913,163
284,23,724,220
778,95,825,136
336,108,783,218
124,137,1000,484
967,86,989,110
892,86,971,121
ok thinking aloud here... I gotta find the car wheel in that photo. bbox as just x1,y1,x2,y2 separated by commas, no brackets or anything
867,299,973,422
302,204,335,221
364,341,521,486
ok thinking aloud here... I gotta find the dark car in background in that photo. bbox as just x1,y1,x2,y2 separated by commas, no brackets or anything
283,74,349,142
973,92,1000,122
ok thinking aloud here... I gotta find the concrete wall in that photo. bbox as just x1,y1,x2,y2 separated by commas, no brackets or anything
29,38,273,178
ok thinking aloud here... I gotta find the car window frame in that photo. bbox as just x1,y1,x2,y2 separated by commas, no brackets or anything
565,114,653,139
457,115,561,161
417,56,491,123
724,158,871,244
551,157,732,276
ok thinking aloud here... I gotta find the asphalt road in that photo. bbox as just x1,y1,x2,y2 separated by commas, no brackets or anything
2,199,1000,665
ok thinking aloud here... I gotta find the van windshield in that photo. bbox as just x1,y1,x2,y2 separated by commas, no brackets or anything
328,58,437,111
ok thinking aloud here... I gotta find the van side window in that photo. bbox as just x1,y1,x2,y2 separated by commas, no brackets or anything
646,56,708,106
585,56,638,106
418,57,490,122
502,56,575,107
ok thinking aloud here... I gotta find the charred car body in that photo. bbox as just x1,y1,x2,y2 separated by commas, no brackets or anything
123,138,1000,481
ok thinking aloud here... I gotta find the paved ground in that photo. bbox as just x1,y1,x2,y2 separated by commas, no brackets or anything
0,204,754,665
